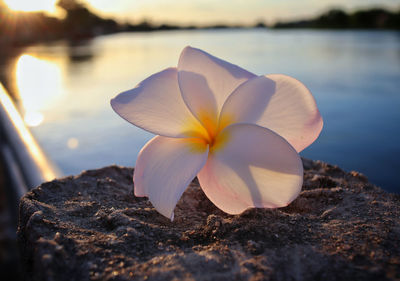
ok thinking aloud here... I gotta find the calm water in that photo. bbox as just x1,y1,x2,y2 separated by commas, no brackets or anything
2,29,399,192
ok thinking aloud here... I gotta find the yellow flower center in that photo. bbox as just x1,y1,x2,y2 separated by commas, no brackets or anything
183,110,232,154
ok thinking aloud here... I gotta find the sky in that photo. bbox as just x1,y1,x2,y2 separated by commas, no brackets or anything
84,0,399,25
3,0,399,25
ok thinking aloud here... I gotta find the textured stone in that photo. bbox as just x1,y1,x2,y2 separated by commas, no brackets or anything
18,159,400,281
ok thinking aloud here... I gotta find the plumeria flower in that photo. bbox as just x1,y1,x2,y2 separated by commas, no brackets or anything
111,46,323,220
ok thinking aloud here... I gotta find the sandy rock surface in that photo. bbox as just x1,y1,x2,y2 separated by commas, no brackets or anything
18,159,400,281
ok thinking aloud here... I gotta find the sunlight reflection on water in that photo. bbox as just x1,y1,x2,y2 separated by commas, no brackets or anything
3,29,400,193
15,54,64,127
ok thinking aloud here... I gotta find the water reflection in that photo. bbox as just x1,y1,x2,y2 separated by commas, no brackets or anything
67,40,95,63
15,54,63,127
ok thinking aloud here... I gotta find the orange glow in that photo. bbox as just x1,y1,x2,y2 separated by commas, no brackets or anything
4,0,57,13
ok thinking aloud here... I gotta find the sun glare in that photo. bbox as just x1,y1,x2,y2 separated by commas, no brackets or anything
15,54,63,127
4,0,57,13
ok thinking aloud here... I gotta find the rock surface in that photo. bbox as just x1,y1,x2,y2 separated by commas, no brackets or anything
18,159,400,281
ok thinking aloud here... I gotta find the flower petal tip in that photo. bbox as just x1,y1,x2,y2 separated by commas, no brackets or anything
109,96,117,111
182,45,194,51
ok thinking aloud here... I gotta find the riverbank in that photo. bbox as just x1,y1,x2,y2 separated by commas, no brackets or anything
18,159,400,280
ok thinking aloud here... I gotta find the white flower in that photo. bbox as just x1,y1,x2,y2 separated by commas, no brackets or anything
111,46,323,220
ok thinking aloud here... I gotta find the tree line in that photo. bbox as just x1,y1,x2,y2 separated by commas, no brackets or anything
274,8,400,29
0,0,399,48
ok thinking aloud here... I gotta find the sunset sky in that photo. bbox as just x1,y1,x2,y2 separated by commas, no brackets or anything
4,0,399,25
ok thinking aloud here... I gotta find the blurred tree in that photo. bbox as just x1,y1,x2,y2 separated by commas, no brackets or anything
315,9,349,28
351,9,391,29
274,8,400,29
0,0,7,38
57,0,118,40
57,0,84,10
387,9,400,29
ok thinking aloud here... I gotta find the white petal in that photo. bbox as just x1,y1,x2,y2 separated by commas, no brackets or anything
111,67,205,138
134,136,209,220
178,46,255,124
198,123,303,214
220,74,323,152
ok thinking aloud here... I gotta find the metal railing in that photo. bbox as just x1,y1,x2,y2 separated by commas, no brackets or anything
0,83,60,202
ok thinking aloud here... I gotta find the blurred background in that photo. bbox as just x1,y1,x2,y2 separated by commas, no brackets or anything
0,0,399,278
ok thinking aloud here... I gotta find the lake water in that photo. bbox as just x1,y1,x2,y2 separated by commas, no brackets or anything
1,29,399,193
